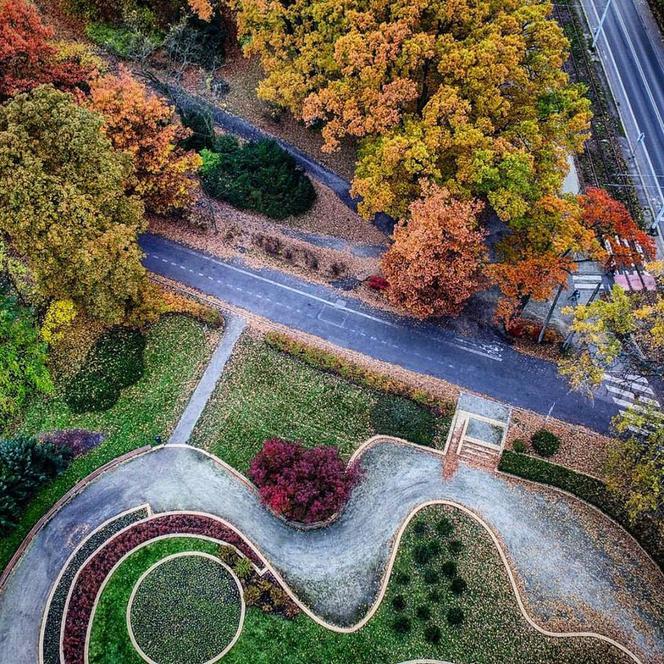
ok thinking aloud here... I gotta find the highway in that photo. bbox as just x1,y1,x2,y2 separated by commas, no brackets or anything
579,0,664,243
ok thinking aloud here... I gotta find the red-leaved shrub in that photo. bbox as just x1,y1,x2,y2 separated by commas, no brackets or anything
249,439,361,524
367,275,389,291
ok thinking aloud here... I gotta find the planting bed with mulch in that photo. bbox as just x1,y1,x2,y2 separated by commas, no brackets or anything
85,506,632,664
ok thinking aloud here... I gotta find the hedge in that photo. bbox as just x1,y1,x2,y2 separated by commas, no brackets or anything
498,451,663,570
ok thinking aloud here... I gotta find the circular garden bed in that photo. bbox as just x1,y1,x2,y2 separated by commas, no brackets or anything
128,553,244,664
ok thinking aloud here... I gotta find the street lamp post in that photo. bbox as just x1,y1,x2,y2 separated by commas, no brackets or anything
592,0,613,48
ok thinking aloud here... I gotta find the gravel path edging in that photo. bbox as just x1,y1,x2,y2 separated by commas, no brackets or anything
125,552,245,664
0,446,152,593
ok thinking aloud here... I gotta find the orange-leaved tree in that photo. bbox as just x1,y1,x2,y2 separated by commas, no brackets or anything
382,184,488,318
0,0,94,101
87,67,201,215
579,187,656,270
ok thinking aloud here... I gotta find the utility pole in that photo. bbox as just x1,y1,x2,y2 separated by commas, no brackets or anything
592,0,613,48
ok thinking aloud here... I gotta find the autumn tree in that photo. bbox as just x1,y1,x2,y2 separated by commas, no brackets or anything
606,406,663,523
579,187,656,270
382,185,487,318
0,0,94,101
235,0,591,218
87,67,201,215
0,86,148,325
559,265,664,393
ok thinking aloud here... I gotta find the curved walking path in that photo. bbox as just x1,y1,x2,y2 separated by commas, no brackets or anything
0,441,662,663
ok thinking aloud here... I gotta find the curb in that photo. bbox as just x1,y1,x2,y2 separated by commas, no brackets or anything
0,446,152,593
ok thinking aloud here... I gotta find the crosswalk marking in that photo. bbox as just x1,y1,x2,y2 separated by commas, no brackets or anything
602,372,661,420
572,274,604,291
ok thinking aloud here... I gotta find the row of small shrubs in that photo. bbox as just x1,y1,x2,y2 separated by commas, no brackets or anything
200,136,316,220
0,436,72,535
64,327,146,413
499,451,664,569
265,332,453,415
389,515,466,642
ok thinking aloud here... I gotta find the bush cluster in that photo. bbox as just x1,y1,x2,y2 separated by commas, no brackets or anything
64,328,146,413
249,438,360,524
0,436,71,535
371,394,438,446
531,429,560,457
200,137,316,219
499,451,664,569
217,546,299,618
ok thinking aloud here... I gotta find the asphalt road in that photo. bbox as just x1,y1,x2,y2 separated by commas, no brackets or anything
141,233,620,433
580,0,664,240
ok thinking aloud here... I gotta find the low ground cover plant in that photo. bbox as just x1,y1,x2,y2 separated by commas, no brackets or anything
371,394,437,446
130,554,242,664
249,438,360,524
64,328,146,413
499,450,663,569
200,137,316,219
40,430,104,458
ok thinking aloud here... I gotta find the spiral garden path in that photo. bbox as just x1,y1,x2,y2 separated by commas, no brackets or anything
0,440,662,663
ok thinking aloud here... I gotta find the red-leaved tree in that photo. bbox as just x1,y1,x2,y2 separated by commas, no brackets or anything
249,439,361,524
579,187,656,269
0,0,93,101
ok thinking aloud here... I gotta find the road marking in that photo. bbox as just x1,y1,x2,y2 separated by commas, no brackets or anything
606,385,635,399
147,248,505,362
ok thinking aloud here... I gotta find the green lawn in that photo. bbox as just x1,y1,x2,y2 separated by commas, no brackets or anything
189,337,450,473
89,507,631,664
0,315,215,572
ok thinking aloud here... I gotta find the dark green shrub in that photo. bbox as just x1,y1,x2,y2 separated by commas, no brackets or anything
0,436,71,534
392,616,411,634
394,572,411,586
531,429,560,457
423,568,439,585
436,516,454,537
201,138,316,219
498,450,664,570
512,438,527,453
179,106,216,151
441,560,457,578
413,521,428,537
448,539,463,556
450,577,467,595
413,541,441,565
427,590,441,604
424,624,442,644
391,595,406,611
64,328,146,413
447,607,464,626
371,394,437,446
415,605,431,621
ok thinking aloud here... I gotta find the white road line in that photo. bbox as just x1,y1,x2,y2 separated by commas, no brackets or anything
631,383,655,395
148,248,505,362
606,385,636,399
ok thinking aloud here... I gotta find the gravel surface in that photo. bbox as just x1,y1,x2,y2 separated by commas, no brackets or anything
0,443,662,663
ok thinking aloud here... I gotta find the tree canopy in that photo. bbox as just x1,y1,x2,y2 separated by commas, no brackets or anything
383,185,487,318
0,86,148,324
87,67,201,215
0,0,94,101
